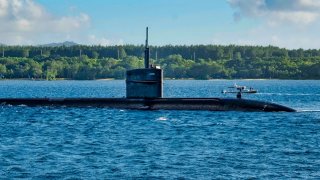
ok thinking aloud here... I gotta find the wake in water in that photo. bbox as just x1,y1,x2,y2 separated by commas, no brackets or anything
258,93,320,96
296,109,320,112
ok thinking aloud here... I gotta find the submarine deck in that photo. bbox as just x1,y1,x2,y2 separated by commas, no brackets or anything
0,97,296,112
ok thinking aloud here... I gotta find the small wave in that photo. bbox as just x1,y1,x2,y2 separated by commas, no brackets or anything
156,117,168,121
17,104,27,107
296,109,320,112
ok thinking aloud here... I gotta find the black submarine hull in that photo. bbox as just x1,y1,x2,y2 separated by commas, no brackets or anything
0,98,295,112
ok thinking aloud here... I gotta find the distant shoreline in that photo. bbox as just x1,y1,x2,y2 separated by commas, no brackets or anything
0,78,116,81
0,78,319,81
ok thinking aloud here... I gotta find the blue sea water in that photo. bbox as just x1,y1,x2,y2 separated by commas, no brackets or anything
0,80,319,179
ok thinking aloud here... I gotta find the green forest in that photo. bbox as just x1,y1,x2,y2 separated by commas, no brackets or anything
0,44,320,80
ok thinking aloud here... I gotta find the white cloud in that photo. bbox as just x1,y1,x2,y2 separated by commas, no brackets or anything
226,0,320,49
274,11,318,25
228,0,320,25
0,0,92,45
87,35,111,46
0,0,9,17
78,34,126,46
51,13,90,33
212,23,320,49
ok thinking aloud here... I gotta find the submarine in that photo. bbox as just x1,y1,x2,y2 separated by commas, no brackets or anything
0,28,295,112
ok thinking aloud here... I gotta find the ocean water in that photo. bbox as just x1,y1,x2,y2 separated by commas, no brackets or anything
0,80,319,179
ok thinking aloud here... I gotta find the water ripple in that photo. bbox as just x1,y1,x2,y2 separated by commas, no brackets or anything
0,80,320,178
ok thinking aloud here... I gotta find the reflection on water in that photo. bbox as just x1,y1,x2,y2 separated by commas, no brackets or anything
0,80,319,178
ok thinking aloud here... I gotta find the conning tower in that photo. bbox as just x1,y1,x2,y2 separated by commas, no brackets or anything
126,27,163,98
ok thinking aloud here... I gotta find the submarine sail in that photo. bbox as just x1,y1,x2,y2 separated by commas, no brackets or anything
126,27,163,98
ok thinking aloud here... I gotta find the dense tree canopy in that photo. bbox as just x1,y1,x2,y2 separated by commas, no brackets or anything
0,45,320,80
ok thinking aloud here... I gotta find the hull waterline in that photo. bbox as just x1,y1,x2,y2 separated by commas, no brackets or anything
0,97,296,112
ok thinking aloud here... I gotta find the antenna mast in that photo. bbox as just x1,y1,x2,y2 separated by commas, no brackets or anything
144,27,150,68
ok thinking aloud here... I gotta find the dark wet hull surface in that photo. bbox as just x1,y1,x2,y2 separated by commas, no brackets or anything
0,98,296,112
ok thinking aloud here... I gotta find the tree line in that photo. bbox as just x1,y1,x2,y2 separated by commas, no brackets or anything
0,45,320,80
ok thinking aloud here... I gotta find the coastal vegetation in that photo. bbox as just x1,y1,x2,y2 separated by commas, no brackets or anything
0,45,320,80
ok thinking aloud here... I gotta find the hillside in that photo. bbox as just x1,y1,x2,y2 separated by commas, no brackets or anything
0,45,319,80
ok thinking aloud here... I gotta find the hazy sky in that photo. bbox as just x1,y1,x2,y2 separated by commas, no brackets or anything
1,0,320,49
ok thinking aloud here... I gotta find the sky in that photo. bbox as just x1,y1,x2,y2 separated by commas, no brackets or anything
1,0,320,49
